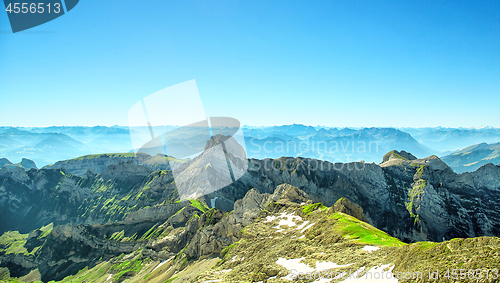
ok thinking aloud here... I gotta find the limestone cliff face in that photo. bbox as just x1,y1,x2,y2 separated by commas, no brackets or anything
2,149,500,244
45,154,143,176
224,155,500,243
0,201,202,281
1,177,499,282
0,161,178,235
44,153,183,177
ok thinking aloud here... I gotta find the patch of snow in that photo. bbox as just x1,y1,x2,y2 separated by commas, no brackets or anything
264,215,278,222
231,256,237,262
265,211,303,233
298,235,305,239
300,222,315,233
362,246,380,253
211,197,220,208
295,220,310,231
187,192,198,199
152,260,167,272
106,274,112,281
272,212,302,230
202,280,222,283
276,257,314,280
152,256,175,272
343,266,366,280
276,257,354,281
300,202,306,205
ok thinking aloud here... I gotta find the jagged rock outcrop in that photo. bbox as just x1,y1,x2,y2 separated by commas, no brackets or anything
382,149,418,163
229,153,500,243
184,184,310,260
331,197,368,222
0,201,206,281
172,134,248,201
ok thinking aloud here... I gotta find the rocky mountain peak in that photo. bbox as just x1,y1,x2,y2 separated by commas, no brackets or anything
331,197,368,222
270,183,311,204
20,158,37,170
204,134,231,151
382,150,417,162
0,158,12,168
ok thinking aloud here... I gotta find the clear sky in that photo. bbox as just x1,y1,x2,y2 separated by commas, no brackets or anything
1,0,499,127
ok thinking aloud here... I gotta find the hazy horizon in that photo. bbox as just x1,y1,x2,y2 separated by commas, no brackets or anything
2,1,500,128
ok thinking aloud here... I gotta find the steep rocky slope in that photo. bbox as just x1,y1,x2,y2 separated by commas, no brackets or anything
2,188,498,282
2,137,500,282
2,145,500,243
0,161,180,234
199,150,500,243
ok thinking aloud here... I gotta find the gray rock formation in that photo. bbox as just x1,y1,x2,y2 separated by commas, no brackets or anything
382,150,417,162
0,158,12,168
331,197,368,222
1,146,500,249
184,184,310,260
230,154,500,243
19,158,37,170
44,153,183,177
0,158,37,170
0,201,205,281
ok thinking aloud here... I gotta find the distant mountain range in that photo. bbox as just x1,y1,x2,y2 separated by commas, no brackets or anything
401,127,500,153
0,158,37,170
441,142,500,173
1,138,500,282
2,125,500,172
243,125,433,163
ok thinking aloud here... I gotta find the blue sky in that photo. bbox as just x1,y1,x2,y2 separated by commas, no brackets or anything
1,0,499,127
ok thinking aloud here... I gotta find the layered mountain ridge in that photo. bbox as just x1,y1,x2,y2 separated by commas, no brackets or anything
1,185,499,282
1,141,500,282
